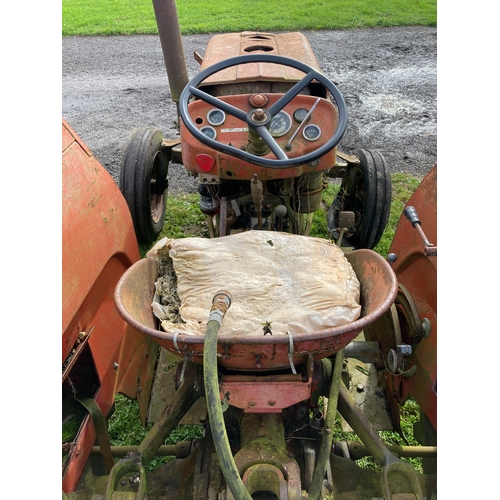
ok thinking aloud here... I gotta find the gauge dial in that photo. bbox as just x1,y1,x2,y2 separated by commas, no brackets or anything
293,108,310,123
303,124,321,141
269,111,292,137
200,126,217,140
207,109,226,126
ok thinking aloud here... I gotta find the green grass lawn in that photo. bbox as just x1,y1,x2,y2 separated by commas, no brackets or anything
62,0,437,36
63,0,434,478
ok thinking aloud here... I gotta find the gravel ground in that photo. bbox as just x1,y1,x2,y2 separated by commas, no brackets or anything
62,27,436,193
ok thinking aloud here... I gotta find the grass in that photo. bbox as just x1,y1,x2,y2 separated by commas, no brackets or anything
62,0,437,36
116,171,423,472
107,394,203,471
138,193,209,256
155,173,421,249
373,173,421,257
66,0,429,475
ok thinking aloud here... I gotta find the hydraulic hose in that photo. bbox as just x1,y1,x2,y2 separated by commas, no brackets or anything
308,348,345,500
203,291,252,500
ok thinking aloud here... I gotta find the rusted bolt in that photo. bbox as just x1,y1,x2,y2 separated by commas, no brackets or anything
255,354,263,369
251,108,267,122
248,401,256,407
268,400,276,406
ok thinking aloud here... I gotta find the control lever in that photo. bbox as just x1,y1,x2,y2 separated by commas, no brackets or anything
403,206,437,256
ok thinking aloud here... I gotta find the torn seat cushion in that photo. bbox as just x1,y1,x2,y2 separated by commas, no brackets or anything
148,231,361,337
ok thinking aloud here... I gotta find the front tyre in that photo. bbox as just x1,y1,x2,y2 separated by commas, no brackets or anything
119,127,169,245
327,149,391,249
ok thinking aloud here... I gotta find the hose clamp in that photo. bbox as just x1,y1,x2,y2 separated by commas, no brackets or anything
208,309,224,325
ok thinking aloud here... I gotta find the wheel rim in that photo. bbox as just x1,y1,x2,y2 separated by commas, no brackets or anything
150,150,167,224
150,193,164,224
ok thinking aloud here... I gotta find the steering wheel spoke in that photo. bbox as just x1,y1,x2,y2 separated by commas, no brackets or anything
267,71,317,116
189,86,248,122
255,126,289,160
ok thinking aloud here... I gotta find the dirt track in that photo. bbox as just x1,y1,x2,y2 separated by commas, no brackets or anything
62,27,436,193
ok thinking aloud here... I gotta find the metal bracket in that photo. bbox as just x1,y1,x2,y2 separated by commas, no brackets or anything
173,331,182,352
76,397,114,474
62,326,95,382
286,331,297,374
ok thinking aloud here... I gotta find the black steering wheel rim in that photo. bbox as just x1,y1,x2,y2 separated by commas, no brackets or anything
179,54,348,169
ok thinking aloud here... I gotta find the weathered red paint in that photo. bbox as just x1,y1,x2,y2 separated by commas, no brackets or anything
62,120,147,492
115,249,398,372
389,165,437,430
199,32,322,85
180,93,338,180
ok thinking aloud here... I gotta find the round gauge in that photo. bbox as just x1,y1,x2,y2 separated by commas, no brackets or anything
207,109,226,126
269,111,292,137
303,124,322,141
293,108,309,123
200,126,217,140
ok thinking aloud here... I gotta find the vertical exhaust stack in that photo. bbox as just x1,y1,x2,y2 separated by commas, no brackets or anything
152,0,189,107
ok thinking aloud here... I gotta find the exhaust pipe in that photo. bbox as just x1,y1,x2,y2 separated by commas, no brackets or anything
152,0,189,104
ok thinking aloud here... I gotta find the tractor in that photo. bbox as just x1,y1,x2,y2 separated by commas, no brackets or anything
62,1,437,499
119,1,391,249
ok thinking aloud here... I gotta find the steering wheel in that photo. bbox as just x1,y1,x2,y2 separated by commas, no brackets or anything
178,54,348,169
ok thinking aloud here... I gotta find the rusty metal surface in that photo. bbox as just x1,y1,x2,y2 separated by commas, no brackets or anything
62,120,138,359
337,386,426,500
227,413,302,500
200,32,321,86
115,248,397,371
180,93,338,180
388,165,437,430
219,356,313,413
138,361,202,465
151,0,189,102
62,120,148,493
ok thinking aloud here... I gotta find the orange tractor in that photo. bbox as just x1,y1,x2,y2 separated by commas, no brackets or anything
62,2,437,498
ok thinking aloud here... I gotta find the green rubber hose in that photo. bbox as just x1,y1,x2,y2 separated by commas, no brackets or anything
203,294,252,500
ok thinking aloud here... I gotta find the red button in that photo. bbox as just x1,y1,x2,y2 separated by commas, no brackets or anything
195,153,215,172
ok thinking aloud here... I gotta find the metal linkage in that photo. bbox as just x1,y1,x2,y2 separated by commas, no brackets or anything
404,206,437,257
337,385,426,500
